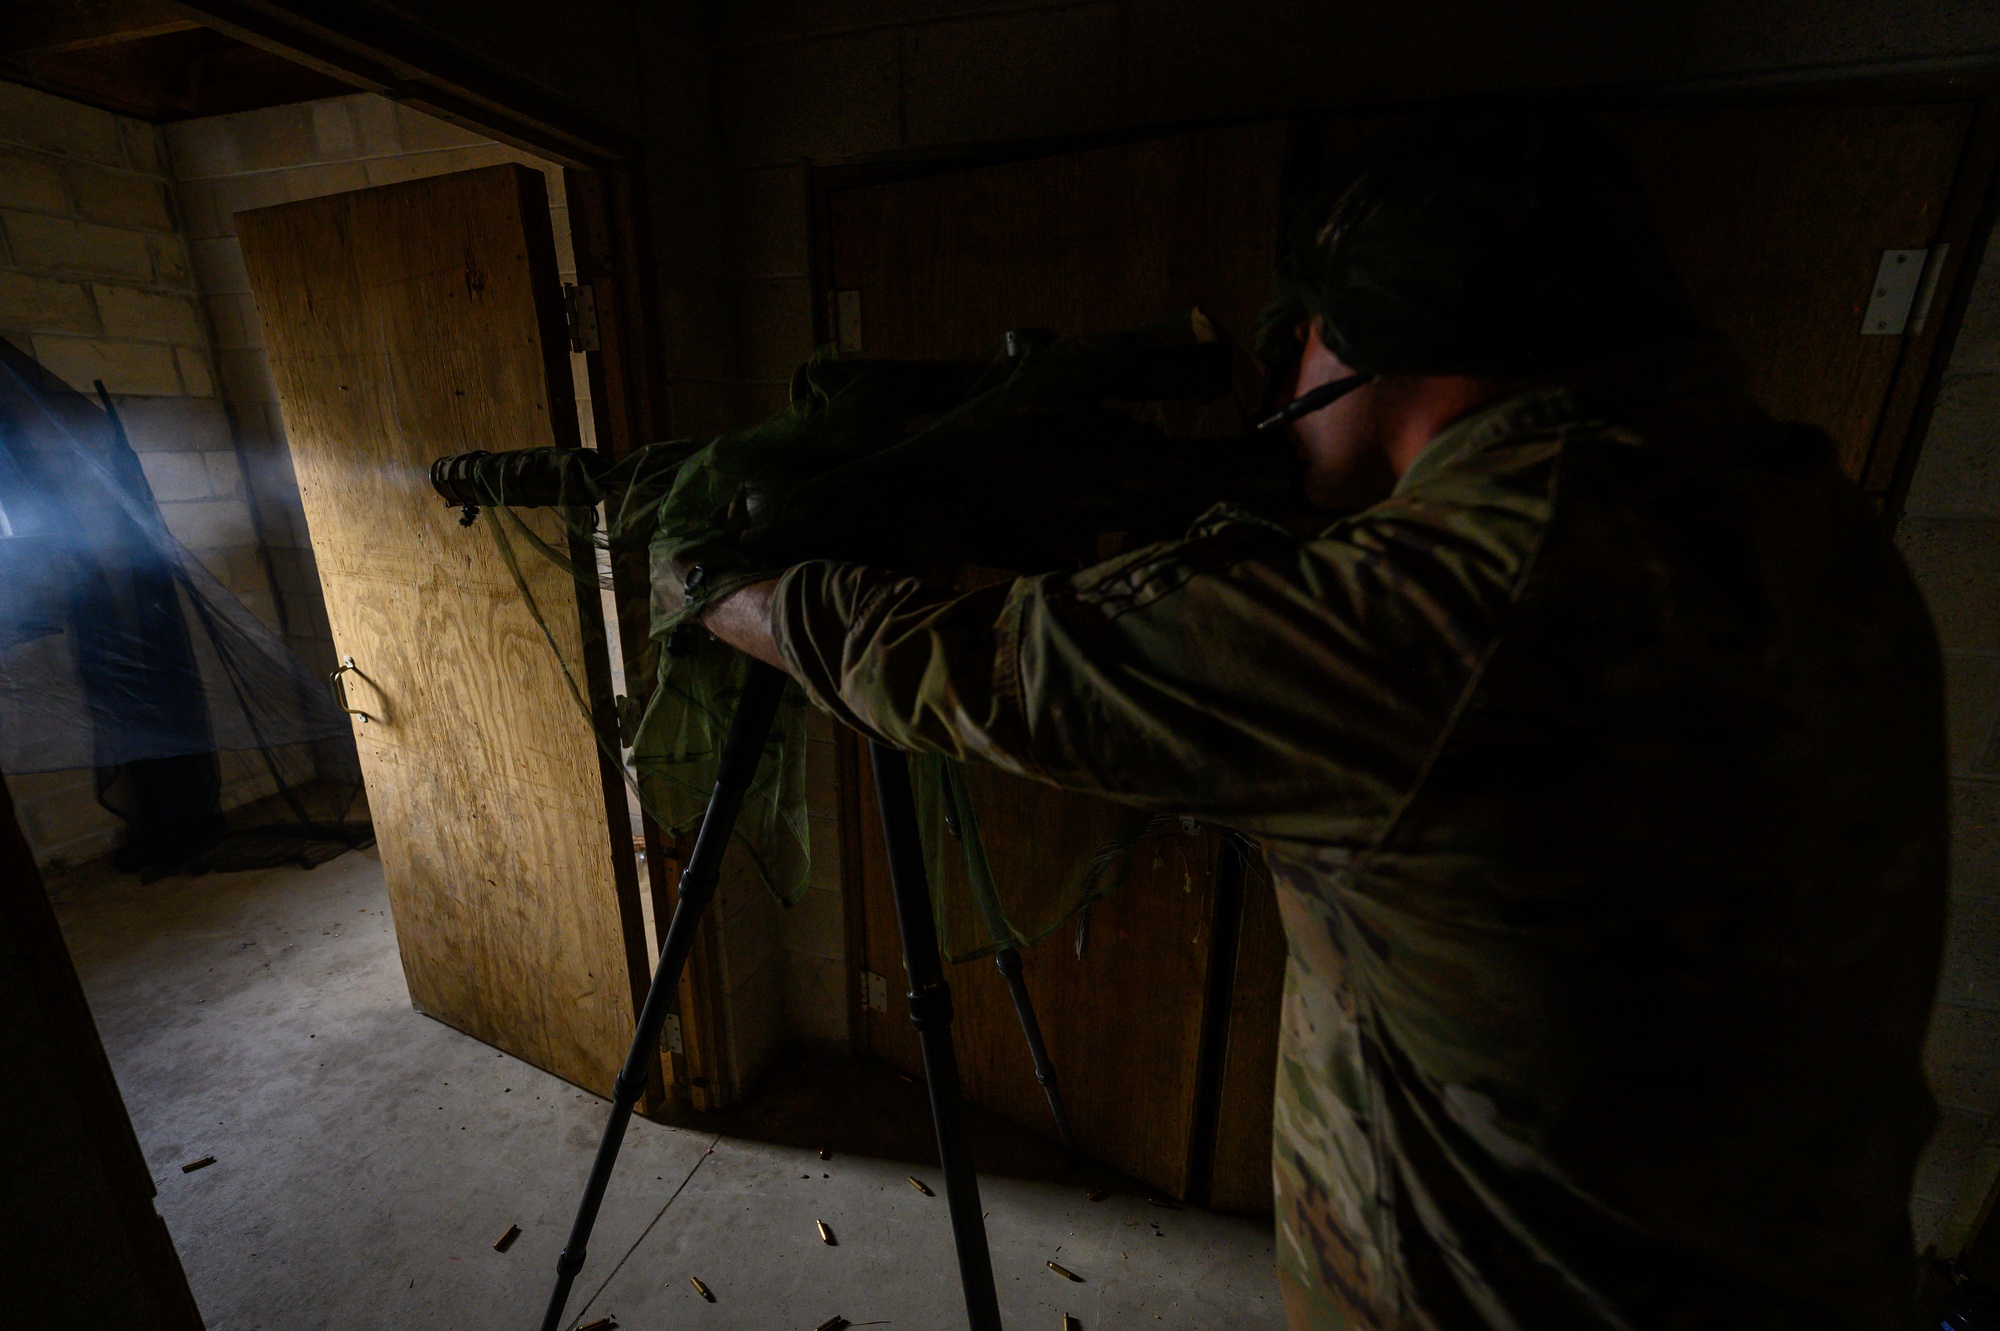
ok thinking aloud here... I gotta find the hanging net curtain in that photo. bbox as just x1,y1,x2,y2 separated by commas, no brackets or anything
0,339,370,879
458,313,1274,959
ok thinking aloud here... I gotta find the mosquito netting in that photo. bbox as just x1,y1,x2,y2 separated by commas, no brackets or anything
0,339,370,879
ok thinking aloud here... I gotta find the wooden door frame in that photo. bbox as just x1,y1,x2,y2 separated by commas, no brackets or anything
3,782,207,1328
1876,94,2000,517
164,0,721,1112
808,65,2000,1190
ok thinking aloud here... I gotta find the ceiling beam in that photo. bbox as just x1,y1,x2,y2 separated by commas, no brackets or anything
0,1,200,58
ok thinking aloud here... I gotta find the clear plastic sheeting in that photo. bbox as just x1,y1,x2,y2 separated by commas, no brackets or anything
0,339,369,877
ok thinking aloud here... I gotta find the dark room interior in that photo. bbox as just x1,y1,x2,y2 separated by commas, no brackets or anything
6,2,2000,1328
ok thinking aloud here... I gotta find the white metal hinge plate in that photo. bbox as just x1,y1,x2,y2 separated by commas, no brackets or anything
564,282,601,353
662,1012,684,1055
1861,248,1946,336
833,290,863,353
861,970,888,1013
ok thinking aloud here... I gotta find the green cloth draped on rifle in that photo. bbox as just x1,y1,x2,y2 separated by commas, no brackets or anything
462,312,1263,956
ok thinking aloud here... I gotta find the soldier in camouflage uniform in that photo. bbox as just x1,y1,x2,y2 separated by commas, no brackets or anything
706,116,1948,1329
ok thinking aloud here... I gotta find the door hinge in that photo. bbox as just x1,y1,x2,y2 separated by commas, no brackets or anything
1861,246,1947,336
564,281,601,353
662,1011,684,1055
861,970,888,1013
832,289,863,353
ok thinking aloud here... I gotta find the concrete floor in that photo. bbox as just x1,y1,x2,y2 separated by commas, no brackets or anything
50,847,1283,1330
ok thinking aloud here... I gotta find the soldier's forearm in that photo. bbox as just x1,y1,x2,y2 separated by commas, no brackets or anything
702,579,789,672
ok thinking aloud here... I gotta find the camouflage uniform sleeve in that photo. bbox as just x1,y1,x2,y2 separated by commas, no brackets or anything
771,489,1542,838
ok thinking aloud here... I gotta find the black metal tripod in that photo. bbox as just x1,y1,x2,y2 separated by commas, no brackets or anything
538,660,1068,1331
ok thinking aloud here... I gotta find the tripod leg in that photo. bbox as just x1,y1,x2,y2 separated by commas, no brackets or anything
869,742,1005,1331
992,947,1078,1156
939,760,1074,1158
538,662,789,1331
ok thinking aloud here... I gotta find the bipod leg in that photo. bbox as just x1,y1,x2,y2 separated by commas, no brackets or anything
538,662,788,1331
992,947,1078,1157
869,742,1004,1331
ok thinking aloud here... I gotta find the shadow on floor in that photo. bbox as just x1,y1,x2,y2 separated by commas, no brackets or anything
648,1048,1164,1200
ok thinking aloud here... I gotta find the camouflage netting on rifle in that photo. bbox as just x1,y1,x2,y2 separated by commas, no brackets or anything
459,313,1272,959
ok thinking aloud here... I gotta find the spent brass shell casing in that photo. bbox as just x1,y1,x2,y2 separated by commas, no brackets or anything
816,1219,835,1244
492,1223,521,1253
908,1176,934,1196
814,1317,850,1331
690,1276,714,1302
1086,1187,1110,1202
1048,1260,1083,1282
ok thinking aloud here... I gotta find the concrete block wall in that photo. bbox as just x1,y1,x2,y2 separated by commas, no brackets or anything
0,79,243,866
4,771,118,870
1899,238,2000,1258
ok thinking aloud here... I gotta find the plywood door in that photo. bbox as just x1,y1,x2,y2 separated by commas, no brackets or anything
828,123,1290,1197
1607,100,1976,486
851,757,1230,1194
237,165,649,1099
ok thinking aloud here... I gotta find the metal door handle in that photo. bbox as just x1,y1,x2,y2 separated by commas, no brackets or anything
328,655,372,723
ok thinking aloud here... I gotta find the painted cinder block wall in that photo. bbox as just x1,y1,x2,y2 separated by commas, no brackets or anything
0,79,254,867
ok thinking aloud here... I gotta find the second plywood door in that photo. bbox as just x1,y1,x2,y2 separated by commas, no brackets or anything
830,123,1293,1199
238,165,648,1099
